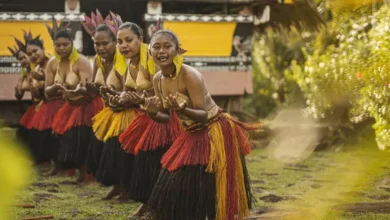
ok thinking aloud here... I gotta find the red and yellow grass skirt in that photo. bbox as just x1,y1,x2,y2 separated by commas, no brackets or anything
52,96,103,135
93,106,139,186
147,111,263,220
118,111,183,203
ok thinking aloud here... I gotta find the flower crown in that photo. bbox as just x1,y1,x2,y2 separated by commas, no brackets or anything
8,29,34,57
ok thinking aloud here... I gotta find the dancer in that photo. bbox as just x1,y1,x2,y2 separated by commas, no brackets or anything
145,29,263,220
109,19,183,218
92,17,138,200
8,31,34,148
23,33,62,170
46,18,104,182
81,10,127,178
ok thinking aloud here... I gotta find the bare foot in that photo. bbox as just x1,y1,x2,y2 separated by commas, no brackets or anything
116,190,128,201
76,166,87,183
132,204,146,217
46,163,60,176
102,186,121,200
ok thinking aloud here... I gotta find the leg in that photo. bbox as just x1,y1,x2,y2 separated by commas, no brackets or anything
76,164,87,183
102,185,121,200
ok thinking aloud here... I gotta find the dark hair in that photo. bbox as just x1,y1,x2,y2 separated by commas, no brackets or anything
54,29,73,41
151,29,179,49
27,37,44,50
95,24,116,41
118,22,143,39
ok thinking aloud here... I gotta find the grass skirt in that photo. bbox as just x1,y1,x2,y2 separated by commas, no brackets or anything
86,129,104,176
28,99,63,164
53,97,103,169
119,112,182,202
93,107,139,186
147,112,262,220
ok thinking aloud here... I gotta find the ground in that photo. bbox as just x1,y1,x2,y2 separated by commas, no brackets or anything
6,134,390,220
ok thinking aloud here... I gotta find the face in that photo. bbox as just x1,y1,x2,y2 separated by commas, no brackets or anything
17,51,30,68
150,34,178,68
54,37,73,59
26,44,44,65
94,31,116,59
117,28,142,59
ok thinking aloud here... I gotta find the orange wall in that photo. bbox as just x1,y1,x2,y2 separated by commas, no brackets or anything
0,21,55,56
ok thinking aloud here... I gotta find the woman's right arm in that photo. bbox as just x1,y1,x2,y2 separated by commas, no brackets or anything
145,72,171,124
44,57,61,98
14,75,24,100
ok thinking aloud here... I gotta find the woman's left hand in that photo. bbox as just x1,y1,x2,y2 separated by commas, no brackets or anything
166,94,186,111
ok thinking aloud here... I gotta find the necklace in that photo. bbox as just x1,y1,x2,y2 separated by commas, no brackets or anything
165,67,176,78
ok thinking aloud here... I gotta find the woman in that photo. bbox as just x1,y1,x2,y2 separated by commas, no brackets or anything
24,34,62,170
92,19,140,200
8,31,34,148
111,20,182,217
81,10,127,178
144,30,263,220
45,19,103,182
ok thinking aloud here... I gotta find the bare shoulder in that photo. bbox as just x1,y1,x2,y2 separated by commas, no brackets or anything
181,64,204,83
77,54,91,65
153,71,162,84
47,57,57,71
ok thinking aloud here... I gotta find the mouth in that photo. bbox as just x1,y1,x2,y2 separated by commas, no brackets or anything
157,56,168,62
121,50,130,55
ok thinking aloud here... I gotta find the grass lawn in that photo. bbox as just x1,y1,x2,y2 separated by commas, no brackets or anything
6,133,390,220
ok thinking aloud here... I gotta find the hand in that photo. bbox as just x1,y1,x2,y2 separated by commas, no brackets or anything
144,96,162,113
14,86,22,100
100,86,115,96
63,82,85,96
53,81,66,91
166,94,186,111
126,90,147,105
86,78,100,94
31,71,45,80
117,91,133,106
107,93,121,106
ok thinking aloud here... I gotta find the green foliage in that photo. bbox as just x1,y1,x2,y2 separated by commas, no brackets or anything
289,4,390,150
245,27,312,118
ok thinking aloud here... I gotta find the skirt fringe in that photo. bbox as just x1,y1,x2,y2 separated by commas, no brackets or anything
119,112,182,155
52,97,103,135
31,99,63,131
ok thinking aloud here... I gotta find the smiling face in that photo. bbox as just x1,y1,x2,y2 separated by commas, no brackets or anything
17,51,30,68
150,33,178,68
117,28,142,59
26,44,44,65
54,37,73,59
94,30,116,60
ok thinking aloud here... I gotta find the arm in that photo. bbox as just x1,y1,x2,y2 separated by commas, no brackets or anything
177,69,208,124
65,56,92,96
44,57,62,98
86,56,101,95
146,72,171,124
14,75,24,100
